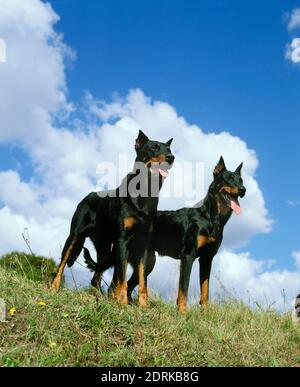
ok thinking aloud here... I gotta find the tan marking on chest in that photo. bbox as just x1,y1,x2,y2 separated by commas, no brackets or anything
123,216,137,230
197,235,216,249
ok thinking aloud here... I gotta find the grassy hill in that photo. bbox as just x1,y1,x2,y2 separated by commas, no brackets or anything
0,261,300,367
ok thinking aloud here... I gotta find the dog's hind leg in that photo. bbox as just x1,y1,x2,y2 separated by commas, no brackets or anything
137,251,149,307
115,240,129,305
108,263,118,300
51,235,84,290
126,250,156,303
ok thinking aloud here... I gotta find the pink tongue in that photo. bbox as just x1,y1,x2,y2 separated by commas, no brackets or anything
159,168,168,178
231,200,241,215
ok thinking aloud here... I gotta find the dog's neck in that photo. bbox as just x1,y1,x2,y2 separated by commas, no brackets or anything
199,180,233,237
116,159,165,214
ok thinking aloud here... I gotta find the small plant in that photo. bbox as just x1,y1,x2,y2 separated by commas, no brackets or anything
0,252,58,285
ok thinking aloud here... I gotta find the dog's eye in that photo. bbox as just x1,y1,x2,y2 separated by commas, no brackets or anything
154,144,160,151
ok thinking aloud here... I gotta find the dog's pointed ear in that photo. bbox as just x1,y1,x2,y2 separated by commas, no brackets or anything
213,156,226,178
235,162,243,176
165,138,173,147
135,130,149,151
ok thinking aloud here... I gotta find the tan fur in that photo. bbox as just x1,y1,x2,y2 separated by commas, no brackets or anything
138,261,148,307
176,261,187,314
51,240,76,290
197,235,216,249
115,261,128,305
123,216,137,230
200,278,209,306
145,154,167,167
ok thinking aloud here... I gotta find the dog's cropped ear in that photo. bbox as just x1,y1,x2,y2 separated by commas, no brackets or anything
213,156,226,178
165,138,173,147
135,130,149,151
235,162,243,176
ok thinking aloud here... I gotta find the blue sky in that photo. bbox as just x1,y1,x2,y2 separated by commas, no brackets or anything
51,0,299,268
1,0,300,307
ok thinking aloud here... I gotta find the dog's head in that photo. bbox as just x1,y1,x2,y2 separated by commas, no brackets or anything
135,130,175,178
213,156,246,215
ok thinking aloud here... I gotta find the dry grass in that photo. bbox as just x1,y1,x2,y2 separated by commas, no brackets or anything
0,266,300,367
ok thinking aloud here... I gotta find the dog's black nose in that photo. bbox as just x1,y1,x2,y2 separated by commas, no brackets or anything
166,154,175,165
239,187,246,197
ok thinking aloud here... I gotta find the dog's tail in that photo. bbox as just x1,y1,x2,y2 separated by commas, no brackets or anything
83,247,98,272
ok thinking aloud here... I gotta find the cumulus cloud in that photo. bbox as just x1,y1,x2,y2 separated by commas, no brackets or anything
285,8,300,64
292,251,300,271
0,0,297,311
287,8,300,31
286,38,300,64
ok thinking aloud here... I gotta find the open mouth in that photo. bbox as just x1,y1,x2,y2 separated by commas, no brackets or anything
221,192,241,215
150,162,172,178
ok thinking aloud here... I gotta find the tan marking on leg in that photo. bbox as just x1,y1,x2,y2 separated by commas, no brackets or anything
177,287,187,314
200,278,209,307
138,261,148,308
51,240,76,291
116,261,128,305
176,261,187,314
116,280,128,304
123,216,137,230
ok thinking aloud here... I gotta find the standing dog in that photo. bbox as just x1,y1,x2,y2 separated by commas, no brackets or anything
51,130,174,307
84,157,246,312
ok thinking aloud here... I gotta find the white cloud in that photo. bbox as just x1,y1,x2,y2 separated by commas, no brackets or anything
292,251,300,270
286,38,300,64
285,9,300,64
286,200,300,207
2,0,297,312
287,8,300,31
86,90,272,248
0,38,6,62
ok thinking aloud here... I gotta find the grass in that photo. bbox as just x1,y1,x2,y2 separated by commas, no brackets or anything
0,265,300,367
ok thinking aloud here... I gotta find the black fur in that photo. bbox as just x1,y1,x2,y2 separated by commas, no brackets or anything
51,130,174,308
85,157,246,312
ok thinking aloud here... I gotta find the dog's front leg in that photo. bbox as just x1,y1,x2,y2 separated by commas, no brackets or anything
137,249,149,308
115,239,129,305
199,255,213,307
176,255,194,314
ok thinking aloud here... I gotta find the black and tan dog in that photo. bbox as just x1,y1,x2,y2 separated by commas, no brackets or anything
51,130,174,307
84,157,246,313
